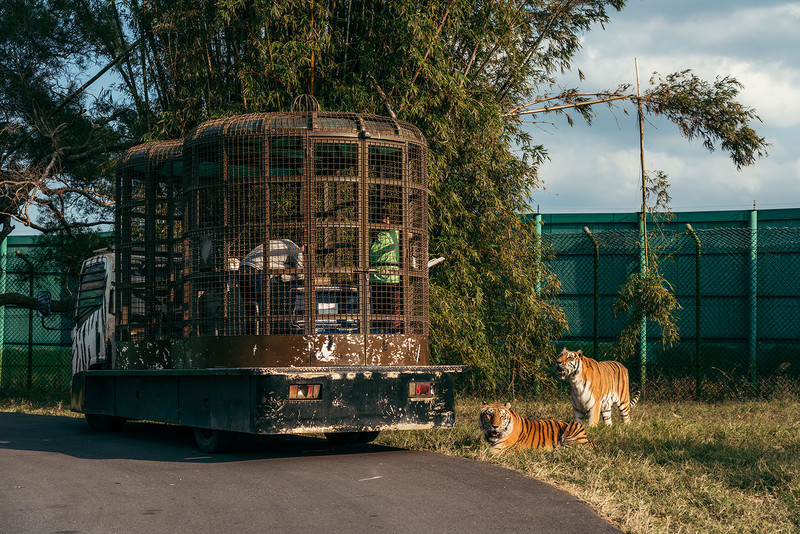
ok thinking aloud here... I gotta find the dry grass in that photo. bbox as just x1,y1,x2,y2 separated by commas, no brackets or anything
0,390,78,417
4,391,798,532
376,398,800,534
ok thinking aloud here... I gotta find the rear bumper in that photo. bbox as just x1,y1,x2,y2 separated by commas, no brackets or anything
72,366,462,434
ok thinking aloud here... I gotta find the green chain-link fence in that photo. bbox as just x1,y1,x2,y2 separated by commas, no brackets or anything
534,209,800,401
0,236,75,392
3,210,800,400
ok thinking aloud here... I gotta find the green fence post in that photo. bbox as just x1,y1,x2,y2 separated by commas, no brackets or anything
534,213,543,294
749,209,758,395
533,213,544,395
639,212,647,397
0,237,5,387
686,224,702,398
583,227,599,357
16,250,35,389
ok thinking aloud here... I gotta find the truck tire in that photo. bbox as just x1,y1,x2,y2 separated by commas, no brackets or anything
193,428,237,453
323,431,380,445
85,413,126,432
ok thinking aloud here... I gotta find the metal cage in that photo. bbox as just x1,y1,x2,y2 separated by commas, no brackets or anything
115,140,184,347
115,109,430,369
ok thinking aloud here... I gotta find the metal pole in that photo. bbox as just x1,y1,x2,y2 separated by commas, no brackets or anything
686,224,702,398
639,212,647,397
16,250,34,389
636,59,648,396
749,208,758,395
0,237,6,387
534,213,543,396
534,213,543,294
583,227,599,357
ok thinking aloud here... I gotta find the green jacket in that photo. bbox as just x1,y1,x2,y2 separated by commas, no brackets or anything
370,229,400,283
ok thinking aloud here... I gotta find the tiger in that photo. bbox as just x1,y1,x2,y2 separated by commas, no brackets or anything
479,402,593,452
555,347,640,427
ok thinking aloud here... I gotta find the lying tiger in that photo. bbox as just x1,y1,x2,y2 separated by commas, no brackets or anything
479,402,593,452
555,347,640,427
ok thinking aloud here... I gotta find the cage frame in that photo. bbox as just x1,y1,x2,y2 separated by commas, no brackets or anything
115,109,430,369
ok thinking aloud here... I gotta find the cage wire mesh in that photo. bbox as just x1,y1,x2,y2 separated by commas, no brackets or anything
115,140,184,343
113,107,429,368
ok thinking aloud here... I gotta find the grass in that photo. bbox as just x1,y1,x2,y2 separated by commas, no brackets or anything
3,391,798,533
376,398,800,534
0,389,77,417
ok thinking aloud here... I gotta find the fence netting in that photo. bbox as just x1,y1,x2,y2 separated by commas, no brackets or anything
546,224,800,400
0,249,74,392
3,222,799,400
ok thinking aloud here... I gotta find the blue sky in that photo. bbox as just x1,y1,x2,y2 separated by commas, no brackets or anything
529,0,800,214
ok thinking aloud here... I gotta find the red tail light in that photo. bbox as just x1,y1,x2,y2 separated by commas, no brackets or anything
408,381,436,398
289,384,321,399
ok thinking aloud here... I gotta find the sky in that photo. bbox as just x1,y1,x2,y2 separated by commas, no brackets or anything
527,0,800,215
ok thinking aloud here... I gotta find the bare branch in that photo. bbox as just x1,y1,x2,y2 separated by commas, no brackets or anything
505,93,634,116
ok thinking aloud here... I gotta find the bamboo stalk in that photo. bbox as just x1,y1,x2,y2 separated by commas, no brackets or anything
470,0,527,82
497,0,573,98
504,94,633,116
410,0,455,87
462,0,498,78
506,92,628,115
310,0,316,96
636,57,648,266
343,0,352,73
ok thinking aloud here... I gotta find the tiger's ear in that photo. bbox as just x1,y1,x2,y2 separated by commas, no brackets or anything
576,350,584,359
482,401,487,406
504,402,511,409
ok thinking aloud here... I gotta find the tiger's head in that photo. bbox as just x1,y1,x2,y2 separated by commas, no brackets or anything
555,347,583,380
480,402,515,448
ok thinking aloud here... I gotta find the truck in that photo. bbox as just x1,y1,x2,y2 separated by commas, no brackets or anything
58,104,462,452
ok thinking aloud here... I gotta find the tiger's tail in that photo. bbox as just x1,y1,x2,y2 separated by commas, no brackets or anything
617,386,641,424
560,421,594,448
630,386,641,409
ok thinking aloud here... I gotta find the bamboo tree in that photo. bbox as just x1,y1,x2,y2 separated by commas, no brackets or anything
0,0,767,395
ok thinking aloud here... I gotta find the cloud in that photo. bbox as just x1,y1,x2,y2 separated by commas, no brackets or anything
529,1,800,214
572,2,800,126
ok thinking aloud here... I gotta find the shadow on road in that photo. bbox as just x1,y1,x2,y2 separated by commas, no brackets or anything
0,411,402,463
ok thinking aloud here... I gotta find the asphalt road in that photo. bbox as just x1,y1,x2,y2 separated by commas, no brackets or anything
0,412,619,533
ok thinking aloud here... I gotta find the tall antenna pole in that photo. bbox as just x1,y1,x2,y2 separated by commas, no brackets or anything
636,58,648,395
636,58,648,269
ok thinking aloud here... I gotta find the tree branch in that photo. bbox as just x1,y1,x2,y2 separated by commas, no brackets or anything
0,292,74,313
504,93,633,116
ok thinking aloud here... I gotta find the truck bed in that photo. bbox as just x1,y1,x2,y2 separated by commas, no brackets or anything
71,366,462,434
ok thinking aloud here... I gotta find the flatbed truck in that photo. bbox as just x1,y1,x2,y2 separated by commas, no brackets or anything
62,104,462,452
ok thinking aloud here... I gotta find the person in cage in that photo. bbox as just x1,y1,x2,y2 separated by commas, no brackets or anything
370,212,410,332
239,239,304,323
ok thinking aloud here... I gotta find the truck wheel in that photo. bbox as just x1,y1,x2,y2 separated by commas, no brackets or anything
324,431,379,445
85,413,126,432
193,428,237,453
356,431,380,443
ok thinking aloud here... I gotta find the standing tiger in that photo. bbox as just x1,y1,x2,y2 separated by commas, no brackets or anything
479,402,593,452
555,347,640,427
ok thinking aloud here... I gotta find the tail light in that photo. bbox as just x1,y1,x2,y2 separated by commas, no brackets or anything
408,381,436,398
289,384,321,399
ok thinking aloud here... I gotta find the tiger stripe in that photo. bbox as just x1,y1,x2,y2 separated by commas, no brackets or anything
556,347,639,427
480,402,594,452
